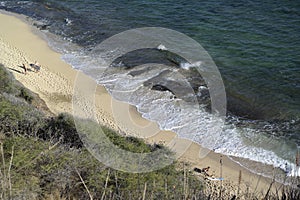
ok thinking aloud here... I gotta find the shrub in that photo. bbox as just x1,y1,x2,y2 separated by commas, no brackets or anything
38,113,83,148
19,87,34,103
0,64,16,94
0,96,23,123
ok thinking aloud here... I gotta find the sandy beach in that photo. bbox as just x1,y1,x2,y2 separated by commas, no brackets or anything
0,10,282,198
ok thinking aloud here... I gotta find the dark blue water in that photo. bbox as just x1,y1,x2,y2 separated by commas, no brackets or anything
1,0,300,176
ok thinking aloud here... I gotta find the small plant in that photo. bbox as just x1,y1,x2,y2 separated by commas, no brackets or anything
0,64,16,94
19,88,33,103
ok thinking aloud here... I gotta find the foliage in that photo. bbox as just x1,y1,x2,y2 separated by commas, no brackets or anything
103,126,154,153
19,87,33,103
1,135,205,199
38,113,83,148
0,64,16,94
0,64,34,103
0,96,24,123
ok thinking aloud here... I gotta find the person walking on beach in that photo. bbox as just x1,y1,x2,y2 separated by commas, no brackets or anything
202,166,210,176
22,63,27,75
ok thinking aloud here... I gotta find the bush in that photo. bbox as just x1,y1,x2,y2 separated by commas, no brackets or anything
0,96,24,123
38,113,83,148
0,64,16,94
0,64,34,103
1,136,204,200
19,87,34,103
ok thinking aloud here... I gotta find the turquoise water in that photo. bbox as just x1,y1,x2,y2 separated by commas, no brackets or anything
1,0,299,176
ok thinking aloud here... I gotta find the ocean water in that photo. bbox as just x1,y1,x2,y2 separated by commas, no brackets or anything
1,0,299,178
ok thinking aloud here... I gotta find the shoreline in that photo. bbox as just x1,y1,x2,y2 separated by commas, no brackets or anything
0,10,282,198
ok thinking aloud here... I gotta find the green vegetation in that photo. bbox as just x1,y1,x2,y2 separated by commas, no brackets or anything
0,64,34,103
1,136,206,199
0,64,16,94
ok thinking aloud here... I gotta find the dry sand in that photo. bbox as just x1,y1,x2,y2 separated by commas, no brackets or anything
0,10,283,199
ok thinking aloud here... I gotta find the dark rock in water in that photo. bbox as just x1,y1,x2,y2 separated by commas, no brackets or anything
197,86,211,109
143,68,212,108
33,21,49,30
128,68,148,77
152,84,175,96
227,95,266,120
111,49,177,69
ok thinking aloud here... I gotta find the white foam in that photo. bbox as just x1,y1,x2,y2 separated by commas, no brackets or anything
157,44,167,51
180,61,202,70
212,125,299,177
65,18,72,26
197,85,208,97
287,165,300,177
